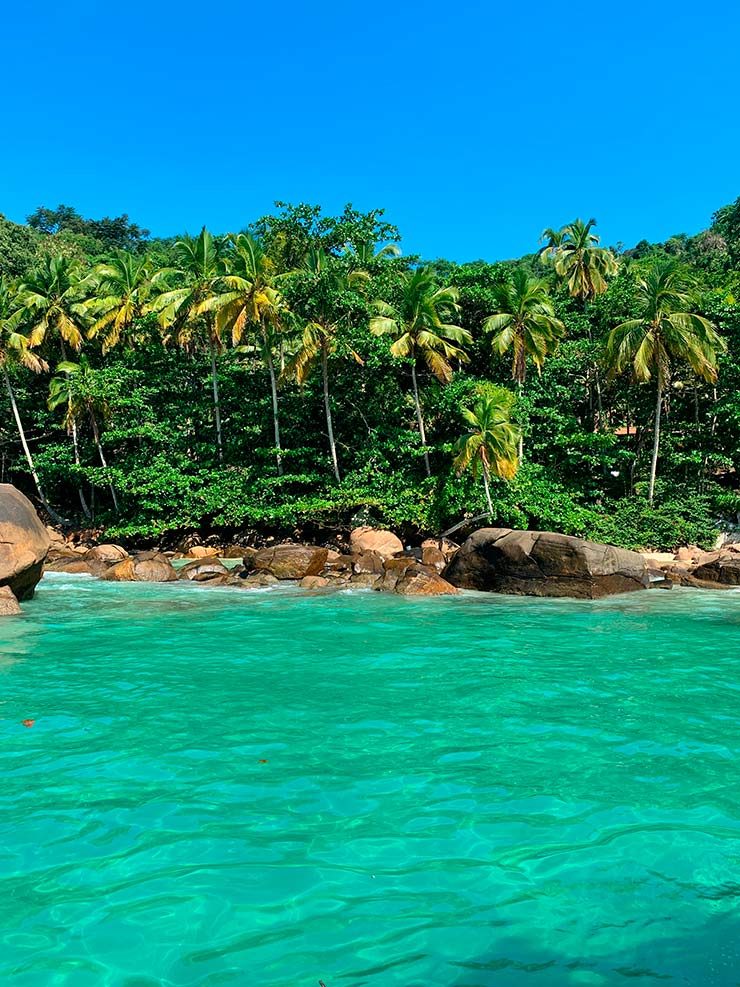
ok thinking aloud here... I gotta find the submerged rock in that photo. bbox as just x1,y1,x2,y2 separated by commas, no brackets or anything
445,527,651,599
0,586,21,615
300,575,330,589
0,484,51,601
178,559,229,582
394,565,458,596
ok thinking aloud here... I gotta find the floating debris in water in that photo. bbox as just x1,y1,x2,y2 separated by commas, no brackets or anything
22,719,35,728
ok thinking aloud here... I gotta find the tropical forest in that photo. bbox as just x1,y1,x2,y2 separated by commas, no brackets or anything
1,198,738,550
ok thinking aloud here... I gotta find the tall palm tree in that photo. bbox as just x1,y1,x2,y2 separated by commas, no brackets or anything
0,278,60,518
483,268,564,456
286,248,368,483
150,228,227,460
453,385,520,514
18,254,90,515
606,260,725,504
370,268,471,476
547,218,618,424
48,356,120,512
206,233,289,474
84,251,157,353
551,218,619,300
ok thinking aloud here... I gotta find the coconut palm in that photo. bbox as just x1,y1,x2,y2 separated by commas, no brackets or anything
484,268,564,457
207,233,289,474
286,248,368,483
539,226,566,265
551,218,619,300
48,356,120,512
16,256,92,516
149,227,227,459
453,385,520,514
84,251,157,353
606,259,725,504
370,268,471,476
17,254,87,353
0,278,59,517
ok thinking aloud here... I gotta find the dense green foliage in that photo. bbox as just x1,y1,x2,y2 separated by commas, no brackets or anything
0,198,738,550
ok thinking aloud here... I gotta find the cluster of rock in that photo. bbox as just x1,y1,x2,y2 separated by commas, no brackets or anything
46,525,461,597
642,544,740,588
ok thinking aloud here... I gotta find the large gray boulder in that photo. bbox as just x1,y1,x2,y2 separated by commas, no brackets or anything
444,527,651,599
0,484,51,601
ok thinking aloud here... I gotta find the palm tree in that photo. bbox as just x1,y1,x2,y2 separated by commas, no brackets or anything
453,385,520,514
483,268,564,457
551,218,619,300
0,278,60,518
539,227,566,265
48,356,120,513
150,228,227,459
84,251,156,353
370,268,471,476
18,254,90,515
606,260,725,504
286,248,368,483
207,233,289,474
547,218,618,424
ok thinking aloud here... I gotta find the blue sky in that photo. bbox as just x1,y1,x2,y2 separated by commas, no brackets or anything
2,0,739,261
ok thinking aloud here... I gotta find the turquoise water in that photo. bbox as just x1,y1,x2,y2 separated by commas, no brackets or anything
1,575,740,987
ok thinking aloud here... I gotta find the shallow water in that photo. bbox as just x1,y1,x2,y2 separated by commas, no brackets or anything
1,575,739,987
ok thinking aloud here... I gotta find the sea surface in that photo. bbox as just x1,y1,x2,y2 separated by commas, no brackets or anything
1,574,739,986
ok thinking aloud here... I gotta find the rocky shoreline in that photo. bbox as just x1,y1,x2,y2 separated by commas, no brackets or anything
45,525,461,596
2,484,739,617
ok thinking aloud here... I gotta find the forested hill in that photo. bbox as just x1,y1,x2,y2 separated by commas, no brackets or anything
0,199,738,550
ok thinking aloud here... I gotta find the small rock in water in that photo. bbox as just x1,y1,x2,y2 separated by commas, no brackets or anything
22,719,35,728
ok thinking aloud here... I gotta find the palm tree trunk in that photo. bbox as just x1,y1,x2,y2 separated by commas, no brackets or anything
3,366,63,523
482,467,494,515
59,338,90,516
648,379,663,506
265,338,283,476
210,341,223,462
410,362,431,477
322,343,340,483
89,409,119,513
70,419,91,518
516,381,524,461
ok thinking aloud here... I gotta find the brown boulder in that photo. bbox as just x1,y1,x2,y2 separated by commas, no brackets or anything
394,565,459,596
349,527,403,559
377,557,418,592
421,545,447,571
241,572,279,588
186,545,220,559
352,551,385,575
86,544,128,564
178,559,229,582
0,585,21,615
693,557,740,586
350,572,381,588
300,575,330,589
253,544,328,580
218,545,244,558
102,555,178,582
0,484,51,600
421,537,459,562
444,527,651,599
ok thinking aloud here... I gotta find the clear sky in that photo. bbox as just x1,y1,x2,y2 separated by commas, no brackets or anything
2,0,739,261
